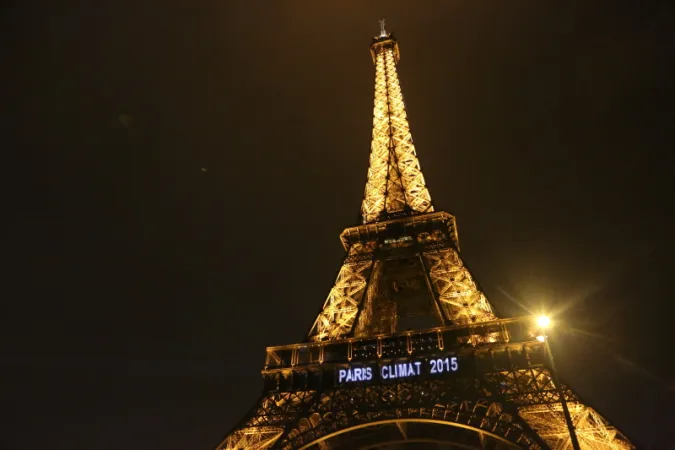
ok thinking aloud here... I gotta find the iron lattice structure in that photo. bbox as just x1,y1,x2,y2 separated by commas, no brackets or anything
361,28,433,223
214,24,635,450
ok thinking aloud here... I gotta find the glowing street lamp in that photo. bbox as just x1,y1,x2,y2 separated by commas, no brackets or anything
534,314,581,450
535,315,551,342
536,315,551,329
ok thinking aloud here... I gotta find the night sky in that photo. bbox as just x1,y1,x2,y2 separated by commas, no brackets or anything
5,1,675,449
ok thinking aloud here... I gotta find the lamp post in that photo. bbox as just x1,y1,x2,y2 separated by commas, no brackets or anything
536,316,582,450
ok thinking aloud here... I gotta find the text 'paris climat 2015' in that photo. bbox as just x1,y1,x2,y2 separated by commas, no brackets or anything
337,356,458,384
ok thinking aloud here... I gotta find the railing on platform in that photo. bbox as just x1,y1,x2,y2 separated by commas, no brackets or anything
265,316,544,371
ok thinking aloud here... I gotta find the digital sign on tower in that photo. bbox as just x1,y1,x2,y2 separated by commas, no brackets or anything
336,355,458,384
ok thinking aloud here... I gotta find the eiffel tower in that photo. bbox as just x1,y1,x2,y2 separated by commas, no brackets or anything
215,22,635,450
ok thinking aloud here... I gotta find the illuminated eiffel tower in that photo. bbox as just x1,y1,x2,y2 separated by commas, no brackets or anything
215,22,635,450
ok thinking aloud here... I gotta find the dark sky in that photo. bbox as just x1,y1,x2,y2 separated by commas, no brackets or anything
5,1,675,449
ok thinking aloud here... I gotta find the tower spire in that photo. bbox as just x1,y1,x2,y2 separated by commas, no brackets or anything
361,21,434,224
378,18,387,37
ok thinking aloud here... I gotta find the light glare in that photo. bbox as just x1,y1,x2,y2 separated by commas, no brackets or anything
536,315,551,329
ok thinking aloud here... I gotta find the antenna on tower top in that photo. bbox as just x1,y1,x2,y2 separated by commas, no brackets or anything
378,18,388,37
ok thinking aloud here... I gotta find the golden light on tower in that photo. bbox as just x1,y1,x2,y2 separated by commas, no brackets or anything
307,22,498,343
361,20,433,223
